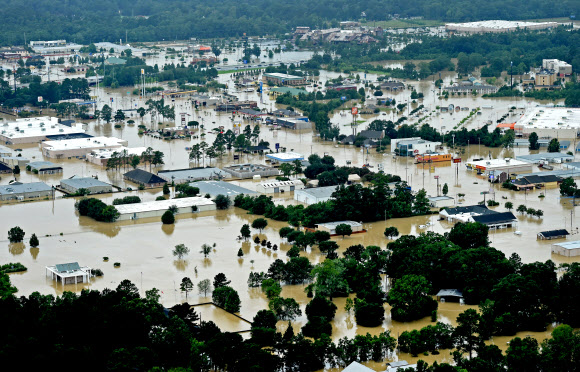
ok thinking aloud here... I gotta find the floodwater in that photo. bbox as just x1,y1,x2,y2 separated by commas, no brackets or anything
1,61,579,370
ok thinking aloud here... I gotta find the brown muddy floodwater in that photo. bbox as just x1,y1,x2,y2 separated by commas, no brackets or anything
1,72,578,370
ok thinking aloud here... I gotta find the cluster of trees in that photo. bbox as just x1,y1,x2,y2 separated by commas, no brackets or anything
75,198,120,222
559,177,580,198
0,77,89,108
106,147,164,171
112,196,141,205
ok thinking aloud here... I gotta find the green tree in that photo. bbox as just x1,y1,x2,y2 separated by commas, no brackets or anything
559,178,578,197
442,183,449,196
180,277,194,299
197,279,212,296
501,129,515,148
548,138,560,153
200,243,212,258
8,226,25,243
387,274,437,322
517,204,528,214
213,286,241,312
528,132,540,150
384,226,399,239
448,222,489,249
413,188,431,215
213,194,231,210
13,165,20,175
173,243,190,260
240,224,251,240
162,183,170,195
130,155,140,169
114,109,126,122
455,308,482,359
279,163,294,178
213,273,231,288
310,259,349,300
506,337,540,372
161,210,175,224
335,223,352,238
29,233,39,247
268,296,302,321
101,104,112,123
252,218,268,232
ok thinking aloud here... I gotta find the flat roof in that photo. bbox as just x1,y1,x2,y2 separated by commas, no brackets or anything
516,107,580,130
223,163,277,172
517,170,580,179
115,196,215,215
318,220,362,228
88,147,147,159
191,181,257,196
0,182,52,195
428,196,454,201
43,137,126,150
260,180,304,188
264,73,304,80
158,167,230,181
0,116,84,140
28,161,61,170
60,177,111,189
297,185,339,198
266,152,304,162
467,158,529,168
517,153,574,163
446,20,557,30
552,241,580,250
0,144,12,154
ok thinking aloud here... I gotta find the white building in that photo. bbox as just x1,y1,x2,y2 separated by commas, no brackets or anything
257,180,305,193
445,20,557,34
391,137,442,157
315,220,363,235
266,152,304,163
543,59,573,76
0,117,86,144
115,197,216,221
294,186,339,205
514,107,580,139
86,147,147,166
465,158,533,176
552,241,580,257
428,195,455,208
45,262,92,285
42,137,127,159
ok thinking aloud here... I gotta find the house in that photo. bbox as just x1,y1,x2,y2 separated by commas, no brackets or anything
512,175,563,190
294,185,339,205
471,212,518,229
27,161,63,175
45,262,92,285
257,180,305,193
60,177,113,194
275,117,312,130
386,360,418,371
123,169,167,188
315,221,363,235
428,195,455,208
0,162,12,174
115,197,216,221
552,241,580,257
157,167,230,183
439,205,496,223
538,229,569,240
0,182,53,201
222,164,279,179
436,289,464,303
343,361,374,372
380,81,405,91
1,156,30,169
359,130,384,141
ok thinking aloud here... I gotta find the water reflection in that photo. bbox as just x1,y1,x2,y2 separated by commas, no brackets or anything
161,224,175,235
173,259,189,271
30,247,40,260
8,243,25,255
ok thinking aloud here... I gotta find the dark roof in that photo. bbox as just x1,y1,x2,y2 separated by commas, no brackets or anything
472,212,517,225
247,145,270,152
443,205,491,215
360,130,383,139
124,169,167,185
0,163,11,171
45,133,93,141
520,175,563,184
539,229,569,238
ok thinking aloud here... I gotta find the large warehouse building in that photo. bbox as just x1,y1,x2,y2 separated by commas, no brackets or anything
0,117,86,144
514,107,580,139
445,20,558,34
42,137,127,159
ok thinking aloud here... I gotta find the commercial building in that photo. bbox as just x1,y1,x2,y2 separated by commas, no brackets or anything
222,164,280,179
445,20,557,34
552,241,580,257
1,156,29,169
263,73,306,86
465,158,533,177
191,180,257,197
0,163,11,174
315,220,363,235
380,81,405,91
275,118,312,130
0,145,11,157
439,205,495,223
471,212,518,229
391,137,442,157
266,152,304,163
538,229,569,240
42,137,128,159
60,177,113,194
0,117,86,144
511,174,563,190
0,182,53,201
30,40,83,55
257,180,305,193
543,59,573,76
269,87,307,98
514,107,580,139
123,169,167,188
115,197,216,221
294,185,339,205
86,147,148,166
45,262,92,285
517,152,575,164
27,161,63,175
534,71,560,90
428,196,455,208
157,167,230,183
343,362,374,372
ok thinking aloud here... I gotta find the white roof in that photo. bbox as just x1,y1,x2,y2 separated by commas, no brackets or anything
343,362,374,372
115,197,215,215
266,152,304,161
43,137,126,150
259,180,303,188
0,117,84,139
318,220,362,228
446,20,557,30
516,107,580,130
553,241,580,250
466,158,529,169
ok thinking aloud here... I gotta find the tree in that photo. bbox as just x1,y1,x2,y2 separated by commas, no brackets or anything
318,241,339,255
310,259,349,300
251,309,277,346
413,189,431,215
29,233,39,247
442,183,449,196
506,336,540,372
505,201,513,211
384,226,399,239
173,244,190,260
198,279,212,296
252,218,268,232
213,273,231,288
313,230,331,243
213,194,231,210
455,309,482,359
200,243,212,258
101,104,112,123
448,222,489,249
130,155,140,169
517,204,528,214
268,297,302,320
114,109,126,122
279,226,294,239
548,138,560,153
13,165,20,175
279,163,294,178
335,223,352,238
163,183,170,195
237,248,243,257
528,132,540,150
213,286,241,312
387,274,438,322
240,224,251,240
180,277,194,299
501,129,515,148
8,226,25,243
559,178,579,197
161,210,175,224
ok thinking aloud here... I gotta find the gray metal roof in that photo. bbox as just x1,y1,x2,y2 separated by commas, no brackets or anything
318,220,362,228
516,153,574,163
436,289,463,298
61,177,110,189
343,362,375,372
55,262,80,272
553,241,580,250
191,181,257,197
158,167,230,181
28,161,61,170
296,185,339,199
0,182,52,195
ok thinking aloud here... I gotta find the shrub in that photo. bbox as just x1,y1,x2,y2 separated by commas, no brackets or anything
161,210,175,224
156,196,166,201
213,194,232,210
75,198,120,222
91,268,104,276
0,262,27,273
114,262,121,267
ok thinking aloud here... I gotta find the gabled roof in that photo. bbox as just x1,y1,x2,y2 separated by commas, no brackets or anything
360,130,383,139
124,169,167,185
539,229,569,238
55,262,80,273
436,289,463,298
472,212,517,225
0,163,11,171
343,362,374,372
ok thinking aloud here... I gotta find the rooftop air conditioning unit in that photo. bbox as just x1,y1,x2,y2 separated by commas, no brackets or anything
59,129,64,132
28,123,32,127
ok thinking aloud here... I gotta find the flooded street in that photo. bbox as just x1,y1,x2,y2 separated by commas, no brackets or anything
1,59,578,370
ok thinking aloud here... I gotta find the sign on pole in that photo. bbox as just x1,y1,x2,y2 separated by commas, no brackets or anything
351,107,358,115
37,96,43,103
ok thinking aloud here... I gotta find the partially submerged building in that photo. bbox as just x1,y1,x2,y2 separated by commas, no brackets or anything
257,180,305,193
0,116,86,144
157,167,230,183
42,137,127,159
115,197,216,221
294,186,339,205
0,182,53,201
27,161,63,175
60,177,113,194
45,262,92,284
191,180,257,197
538,229,569,240
552,241,580,257
315,220,363,235
222,164,279,179
123,169,167,188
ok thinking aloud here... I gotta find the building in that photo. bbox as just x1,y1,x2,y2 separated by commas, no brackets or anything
472,212,518,229
0,144,11,157
538,229,569,240
86,147,148,166
275,118,312,130
0,116,86,144
511,174,563,190
0,156,29,169
60,177,113,194
380,81,405,91
191,180,257,197
444,84,498,94
465,158,533,177
391,137,442,157
123,169,167,188
269,87,307,98
387,361,417,371
416,153,452,163
445,20,557,34
359,130,384,141
263,73,306,86
436,289,464,303
42,137,127,159
315,221,363,235
115,197,216,221
45,262,91,285
0,163,11,174
27,161,63,175
30,40,83,55
543,59,573,76
0,182,53,201
257,180,305,193
517,152,575,164
215,101,258,112
157,167,230,183
222,164,280,179
552,241,580,257
534,71,559,90
294,27,311,35
428,196,455,208
266,152,304,163
439,205,495,223
294,186,338,204
514,107,580,138
343,362,374,372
